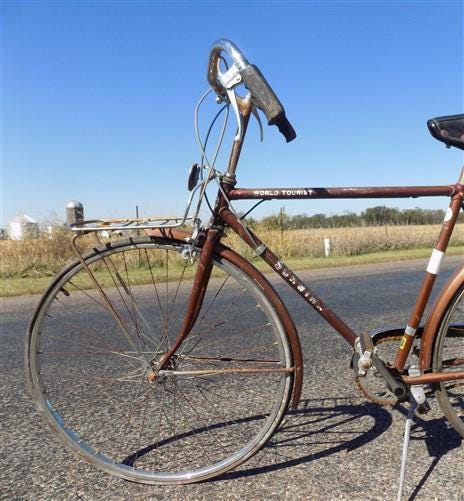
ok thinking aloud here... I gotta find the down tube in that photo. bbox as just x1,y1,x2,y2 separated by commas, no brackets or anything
220,208,358,346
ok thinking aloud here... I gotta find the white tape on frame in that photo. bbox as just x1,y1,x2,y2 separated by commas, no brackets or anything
426,249,445,275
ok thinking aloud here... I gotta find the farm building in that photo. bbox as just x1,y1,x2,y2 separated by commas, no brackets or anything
8,214,39,240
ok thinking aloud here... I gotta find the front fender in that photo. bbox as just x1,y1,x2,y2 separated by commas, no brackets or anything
147,228,192,241
147,227,304,408
216,244,304,409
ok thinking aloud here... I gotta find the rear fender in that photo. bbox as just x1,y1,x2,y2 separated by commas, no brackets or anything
419,265,464,370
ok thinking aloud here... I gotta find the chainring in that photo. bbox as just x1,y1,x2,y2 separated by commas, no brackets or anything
354,335,411,407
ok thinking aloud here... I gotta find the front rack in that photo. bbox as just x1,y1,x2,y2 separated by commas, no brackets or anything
68,215,196,233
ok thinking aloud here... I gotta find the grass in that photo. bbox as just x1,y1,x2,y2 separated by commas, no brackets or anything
1,224,462,297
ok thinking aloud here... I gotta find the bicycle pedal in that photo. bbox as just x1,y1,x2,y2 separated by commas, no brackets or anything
360,331,374,352
357,332,375,373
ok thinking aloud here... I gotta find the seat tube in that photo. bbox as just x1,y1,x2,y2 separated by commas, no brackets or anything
395,175,464,370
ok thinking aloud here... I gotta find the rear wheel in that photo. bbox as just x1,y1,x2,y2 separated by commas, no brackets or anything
25,236,293,484
432,284,464,437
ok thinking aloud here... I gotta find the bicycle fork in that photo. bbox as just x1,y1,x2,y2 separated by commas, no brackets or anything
155,228,221,372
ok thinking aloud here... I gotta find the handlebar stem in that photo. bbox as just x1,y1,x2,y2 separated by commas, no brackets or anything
223,96,253,185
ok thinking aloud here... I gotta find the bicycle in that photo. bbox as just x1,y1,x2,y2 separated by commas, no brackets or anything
25,39,463,488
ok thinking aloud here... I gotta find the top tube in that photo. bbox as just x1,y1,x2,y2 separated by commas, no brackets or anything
227,185,456,200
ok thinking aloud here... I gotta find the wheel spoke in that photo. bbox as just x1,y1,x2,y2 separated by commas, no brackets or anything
27,237,292,483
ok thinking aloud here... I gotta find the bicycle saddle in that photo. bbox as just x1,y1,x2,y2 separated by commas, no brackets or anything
427,114,464,150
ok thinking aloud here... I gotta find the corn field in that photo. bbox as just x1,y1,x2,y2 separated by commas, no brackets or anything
1,224,463,280
226,224,464,260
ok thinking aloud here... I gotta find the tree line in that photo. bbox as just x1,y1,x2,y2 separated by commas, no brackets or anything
251,206,464,230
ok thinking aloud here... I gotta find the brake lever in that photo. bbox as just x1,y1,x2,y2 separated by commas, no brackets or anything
251,105,264,143
217,63,243,143
225,88,243,143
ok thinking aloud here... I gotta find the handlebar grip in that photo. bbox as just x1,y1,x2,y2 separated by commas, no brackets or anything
240,64,296,142
276,117,297,143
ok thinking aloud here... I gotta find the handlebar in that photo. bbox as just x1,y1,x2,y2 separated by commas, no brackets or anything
207,39,296,143
207,39,249,96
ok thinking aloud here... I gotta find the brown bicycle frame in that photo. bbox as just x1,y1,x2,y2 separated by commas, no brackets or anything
216,179,463,390
224,181,464,378
157,99,464,392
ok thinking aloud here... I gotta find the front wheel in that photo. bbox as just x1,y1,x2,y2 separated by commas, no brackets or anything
432,284,464,437
25,236,293,484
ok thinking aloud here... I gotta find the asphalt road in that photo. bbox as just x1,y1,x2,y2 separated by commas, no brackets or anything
1,256,463,501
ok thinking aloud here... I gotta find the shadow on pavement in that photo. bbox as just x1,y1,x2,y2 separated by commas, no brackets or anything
222,396,392,481
405,413,462,501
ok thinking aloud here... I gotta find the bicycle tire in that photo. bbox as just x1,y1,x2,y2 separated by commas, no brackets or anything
432,283,464,437
25,235,293,484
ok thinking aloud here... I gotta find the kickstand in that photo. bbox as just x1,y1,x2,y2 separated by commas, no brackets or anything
397,397,418,501
397,366,427,501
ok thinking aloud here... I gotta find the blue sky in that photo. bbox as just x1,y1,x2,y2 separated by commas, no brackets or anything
2,1,463,227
